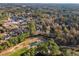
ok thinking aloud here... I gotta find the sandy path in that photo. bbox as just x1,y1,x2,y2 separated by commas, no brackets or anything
0,38,41,56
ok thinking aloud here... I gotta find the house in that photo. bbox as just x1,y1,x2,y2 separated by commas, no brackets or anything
3,34,11,40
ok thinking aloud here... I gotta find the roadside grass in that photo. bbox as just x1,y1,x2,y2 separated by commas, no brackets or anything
9,48,27,56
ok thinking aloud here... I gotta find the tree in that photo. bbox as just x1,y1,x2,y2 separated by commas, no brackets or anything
0,45,5,50
28,20,36,36
20,48,36,56
61,48,72,56
47,39,61,55
37,42,48,55
36,39,61,56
